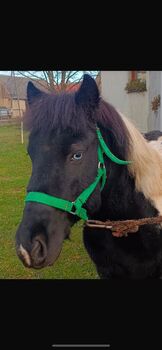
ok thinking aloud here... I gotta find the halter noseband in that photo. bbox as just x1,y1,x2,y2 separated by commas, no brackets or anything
25,127,131,220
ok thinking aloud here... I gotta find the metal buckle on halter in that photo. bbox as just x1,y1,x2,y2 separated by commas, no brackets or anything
98,162,105,169
69,202,77,215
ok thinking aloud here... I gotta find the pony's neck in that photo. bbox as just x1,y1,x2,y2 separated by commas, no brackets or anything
95,161,158,221
120,113,162,216
93,110,162,220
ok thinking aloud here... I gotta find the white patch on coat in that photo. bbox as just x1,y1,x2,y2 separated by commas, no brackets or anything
149,137,162,155
19,244,31,266
119,112,162,216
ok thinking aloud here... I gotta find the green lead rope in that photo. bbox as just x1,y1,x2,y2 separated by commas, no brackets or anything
25,127,132,220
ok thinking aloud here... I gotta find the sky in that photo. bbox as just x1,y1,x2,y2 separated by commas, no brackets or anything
0,71,11,76
0,71,99,79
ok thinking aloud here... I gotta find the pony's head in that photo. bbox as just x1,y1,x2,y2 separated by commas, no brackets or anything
15,74,130,269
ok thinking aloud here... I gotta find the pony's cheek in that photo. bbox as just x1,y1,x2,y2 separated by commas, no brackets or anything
86,188,102,214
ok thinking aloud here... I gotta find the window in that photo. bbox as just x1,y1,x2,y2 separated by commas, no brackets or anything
125,71,147,93
130,71,146,82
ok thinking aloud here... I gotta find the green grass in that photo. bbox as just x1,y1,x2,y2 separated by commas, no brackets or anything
0,124,98,279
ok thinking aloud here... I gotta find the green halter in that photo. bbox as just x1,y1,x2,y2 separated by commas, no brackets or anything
25,127,131,220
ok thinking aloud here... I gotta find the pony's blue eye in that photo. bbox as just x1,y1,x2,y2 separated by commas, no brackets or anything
72,152,83,161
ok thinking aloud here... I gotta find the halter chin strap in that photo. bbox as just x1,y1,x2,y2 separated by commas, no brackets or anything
25,127,131,220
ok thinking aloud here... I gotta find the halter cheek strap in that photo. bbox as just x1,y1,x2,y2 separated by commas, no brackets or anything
25,127,131,220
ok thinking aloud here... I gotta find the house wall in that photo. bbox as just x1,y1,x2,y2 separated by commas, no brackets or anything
148,71,161,131
0,97,12,108
0,82,12,108
12,99,26,117
101,71,149,132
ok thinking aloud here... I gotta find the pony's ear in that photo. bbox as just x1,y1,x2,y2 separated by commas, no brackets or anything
75,74,99,108
27,81,43,105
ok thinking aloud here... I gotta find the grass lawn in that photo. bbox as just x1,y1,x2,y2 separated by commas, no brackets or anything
0,124,98,279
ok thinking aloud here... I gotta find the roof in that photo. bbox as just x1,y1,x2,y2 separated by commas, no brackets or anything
0,75,49,100
0,75,81,99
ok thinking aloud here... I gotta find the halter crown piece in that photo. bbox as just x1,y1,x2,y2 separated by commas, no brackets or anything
25,127,131,220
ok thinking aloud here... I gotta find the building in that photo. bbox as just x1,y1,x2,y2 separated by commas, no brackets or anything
0,72,102,120
0,75,48,119
101,71,162,132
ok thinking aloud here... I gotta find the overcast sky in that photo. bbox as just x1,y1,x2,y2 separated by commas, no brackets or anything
0,71,11,75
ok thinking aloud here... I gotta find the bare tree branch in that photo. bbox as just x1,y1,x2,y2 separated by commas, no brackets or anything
66,71,80,84
17,71,100,92
16,71,51,91
18,71,45,81
56,71,59,85
60,71,66,91
42,71,49,83
46,71,58,91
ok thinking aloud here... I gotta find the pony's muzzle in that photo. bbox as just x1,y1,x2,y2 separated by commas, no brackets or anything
16,221,64,269
16,217,50,268
15,202,68,269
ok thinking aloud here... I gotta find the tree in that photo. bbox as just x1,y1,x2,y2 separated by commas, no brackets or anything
15,71,100,92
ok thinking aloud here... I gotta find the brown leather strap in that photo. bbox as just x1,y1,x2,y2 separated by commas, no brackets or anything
85,216,162,237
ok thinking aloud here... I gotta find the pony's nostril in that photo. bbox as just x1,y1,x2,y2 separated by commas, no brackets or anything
31,235,47,267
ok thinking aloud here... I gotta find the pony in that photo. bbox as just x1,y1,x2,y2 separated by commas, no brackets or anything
16,74,162,279
144,130,162,141
144,131,162,155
